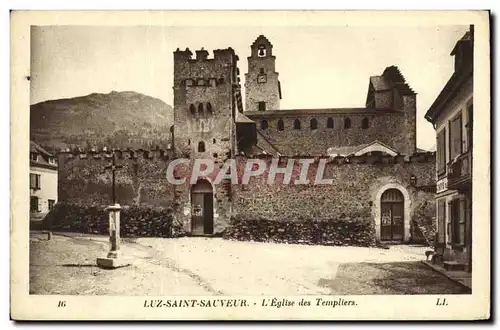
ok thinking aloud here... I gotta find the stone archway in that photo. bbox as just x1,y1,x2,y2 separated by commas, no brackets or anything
373,183,411,243
190,179,214,235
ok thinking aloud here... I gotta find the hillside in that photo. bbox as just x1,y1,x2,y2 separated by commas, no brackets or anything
30,91,174,152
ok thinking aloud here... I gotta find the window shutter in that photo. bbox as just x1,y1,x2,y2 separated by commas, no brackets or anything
450,115,463,160
437,129,446,175
437,199,446,243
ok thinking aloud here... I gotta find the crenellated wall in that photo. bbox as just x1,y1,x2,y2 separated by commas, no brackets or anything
56,148,435,242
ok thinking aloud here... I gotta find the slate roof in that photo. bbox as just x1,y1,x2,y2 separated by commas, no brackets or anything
245,107,403,118
369,76,392,91
30,141,53,157
382,66,416,96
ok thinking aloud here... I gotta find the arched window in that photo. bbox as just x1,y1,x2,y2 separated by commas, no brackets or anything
344,117,351,129
261,120,269,130
206,102,213,116
198,103,204,116
294,119,301,130
310,118,318,130
190,104,196,115
198,141,205,152
327,117,334,129
277,119,284,131
361,117,369,129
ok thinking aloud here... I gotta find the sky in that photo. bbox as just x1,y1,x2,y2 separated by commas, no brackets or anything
30,25,470,150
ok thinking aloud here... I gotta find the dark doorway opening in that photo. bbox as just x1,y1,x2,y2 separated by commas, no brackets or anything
380,189,404,242
191,179,214,235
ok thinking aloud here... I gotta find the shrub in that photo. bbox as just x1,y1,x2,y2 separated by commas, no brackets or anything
223,214,376,247
41,202,181,238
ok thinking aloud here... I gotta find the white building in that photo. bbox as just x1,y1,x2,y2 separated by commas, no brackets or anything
30,141,58,221
425,27,473,272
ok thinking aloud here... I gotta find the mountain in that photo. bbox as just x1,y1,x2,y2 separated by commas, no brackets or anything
30,91,174,152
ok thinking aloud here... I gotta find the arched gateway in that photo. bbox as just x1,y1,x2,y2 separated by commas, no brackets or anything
380,188,405,242
190,179,214,235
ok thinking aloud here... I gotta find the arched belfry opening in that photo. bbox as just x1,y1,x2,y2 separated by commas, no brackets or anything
380,188,405,242
190,179,214,235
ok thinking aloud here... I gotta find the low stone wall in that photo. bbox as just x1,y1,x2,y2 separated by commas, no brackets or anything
42,203,182,238
223,214,376,247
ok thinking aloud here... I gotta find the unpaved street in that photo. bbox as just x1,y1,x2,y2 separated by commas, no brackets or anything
29,232,470,295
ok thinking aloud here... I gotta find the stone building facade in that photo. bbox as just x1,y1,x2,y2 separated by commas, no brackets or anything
53,35,436,245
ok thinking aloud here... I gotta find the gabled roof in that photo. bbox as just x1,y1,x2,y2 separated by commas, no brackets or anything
382,66,416,96
251,35,273,47
327,140,399,157
425,28,473,124
451,31,472,56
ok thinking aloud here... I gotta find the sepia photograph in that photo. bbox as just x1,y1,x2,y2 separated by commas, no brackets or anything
10,10,490,320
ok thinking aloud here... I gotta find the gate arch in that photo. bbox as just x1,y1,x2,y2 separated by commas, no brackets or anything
190,179,214,235
373,183,411,243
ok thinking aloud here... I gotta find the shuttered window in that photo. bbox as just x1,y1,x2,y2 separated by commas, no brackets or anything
437,128,446,176
449,114,463,160
437,199,446,244
450,198,466,245
30,173,40,190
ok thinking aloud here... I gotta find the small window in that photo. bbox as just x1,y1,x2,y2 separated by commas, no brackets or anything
48,199,55,211
198,79,205,86
48,157,56,165
277,119,284,131
206,102,213,116
188,139,191,146
30,153,38,162
327,117,334,129
294,119,301,130
361,117,369,129
30,196,39,212
344,118,351,129
198,103,204,116
186,79,193,87
198,141,206,152
213,153,218,158
30,173,40,190
310,118,318,130
190,104,196,115
258,101,266,111
261,120,269,130
212,138,216,144
259,68,265,75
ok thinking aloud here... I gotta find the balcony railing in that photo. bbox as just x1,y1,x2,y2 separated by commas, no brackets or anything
447,150,472,191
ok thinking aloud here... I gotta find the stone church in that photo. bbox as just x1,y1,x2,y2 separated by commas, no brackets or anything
55,35,436,246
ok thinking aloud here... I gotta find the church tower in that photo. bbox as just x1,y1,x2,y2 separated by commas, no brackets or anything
172,47,240,160
245,35,281,112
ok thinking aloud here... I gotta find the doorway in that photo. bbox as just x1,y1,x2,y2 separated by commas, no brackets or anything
380,188,404,242
191,179,214,235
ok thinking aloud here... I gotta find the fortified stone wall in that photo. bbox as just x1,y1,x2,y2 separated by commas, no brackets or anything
57,149,176,207
56,150,435,242
231,154,436,242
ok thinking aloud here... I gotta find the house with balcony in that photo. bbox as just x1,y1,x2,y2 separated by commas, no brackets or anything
425,26,473,272
30,141,58,222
